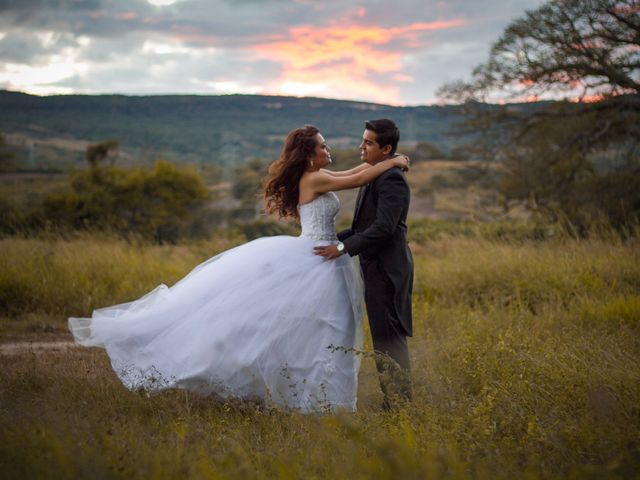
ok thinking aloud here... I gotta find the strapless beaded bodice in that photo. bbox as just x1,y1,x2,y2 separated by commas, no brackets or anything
298,192,339,241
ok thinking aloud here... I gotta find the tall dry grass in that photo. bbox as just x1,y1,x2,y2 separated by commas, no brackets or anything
0,234,243,322
1,232,639,478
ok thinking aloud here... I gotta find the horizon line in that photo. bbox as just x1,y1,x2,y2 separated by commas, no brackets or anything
0,88,579,108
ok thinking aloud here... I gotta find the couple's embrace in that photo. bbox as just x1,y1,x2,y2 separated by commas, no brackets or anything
69,118,414,413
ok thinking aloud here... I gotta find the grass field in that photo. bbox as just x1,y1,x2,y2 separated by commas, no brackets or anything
1,230,639,479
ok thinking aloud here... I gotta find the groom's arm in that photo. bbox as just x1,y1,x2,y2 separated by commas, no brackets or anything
337,228,353,241
342,169,408,256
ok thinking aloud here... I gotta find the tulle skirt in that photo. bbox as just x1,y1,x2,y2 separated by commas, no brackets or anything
69,235,364,413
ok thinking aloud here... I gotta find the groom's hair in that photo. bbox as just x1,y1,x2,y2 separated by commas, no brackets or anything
365,118,400,156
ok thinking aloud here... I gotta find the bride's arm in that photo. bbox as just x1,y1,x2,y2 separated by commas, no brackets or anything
305,156,409,194
320,163,370,177
320,153,408,177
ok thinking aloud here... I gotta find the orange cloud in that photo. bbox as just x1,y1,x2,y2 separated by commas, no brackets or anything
571,94,605,103
253,19,464,103
393,73,414,83
116,11,138,21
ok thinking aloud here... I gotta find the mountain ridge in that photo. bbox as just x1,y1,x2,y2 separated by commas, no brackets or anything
0,90,484,168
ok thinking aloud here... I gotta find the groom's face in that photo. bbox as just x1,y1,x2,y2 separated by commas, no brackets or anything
360,129,391,165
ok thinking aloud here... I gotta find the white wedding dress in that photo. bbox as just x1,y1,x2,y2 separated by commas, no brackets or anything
69,192,364,412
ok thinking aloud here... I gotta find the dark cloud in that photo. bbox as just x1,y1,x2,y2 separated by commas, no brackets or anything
0,29,84,63
0,0,109,28
0,31,48,63
0,0,300,47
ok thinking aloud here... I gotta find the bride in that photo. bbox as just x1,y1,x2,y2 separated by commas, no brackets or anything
69,125,409,413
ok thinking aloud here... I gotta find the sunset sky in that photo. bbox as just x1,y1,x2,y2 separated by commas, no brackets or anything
0,0,544,105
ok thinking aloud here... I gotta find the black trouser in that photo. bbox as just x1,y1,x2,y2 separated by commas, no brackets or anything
363,262,412,408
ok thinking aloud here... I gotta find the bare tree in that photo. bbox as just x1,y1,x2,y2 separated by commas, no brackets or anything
439,0,640,230
86,140,120,169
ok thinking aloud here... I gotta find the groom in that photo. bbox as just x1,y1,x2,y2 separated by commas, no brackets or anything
315,118,413,409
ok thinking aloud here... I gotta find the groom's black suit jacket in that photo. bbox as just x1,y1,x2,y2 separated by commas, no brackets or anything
338,167,413,337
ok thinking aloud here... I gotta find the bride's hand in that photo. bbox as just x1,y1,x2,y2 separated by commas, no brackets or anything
391,153,410,172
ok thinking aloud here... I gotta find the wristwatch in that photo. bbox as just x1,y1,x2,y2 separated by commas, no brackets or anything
336,242,345,254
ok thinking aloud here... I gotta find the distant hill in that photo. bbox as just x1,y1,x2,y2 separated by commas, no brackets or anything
0,90,465,169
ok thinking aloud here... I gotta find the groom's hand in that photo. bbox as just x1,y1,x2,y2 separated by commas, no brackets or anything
314,245,342,260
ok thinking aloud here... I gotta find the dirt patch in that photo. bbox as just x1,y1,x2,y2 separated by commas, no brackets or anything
0,340,79,356
4,132,88,152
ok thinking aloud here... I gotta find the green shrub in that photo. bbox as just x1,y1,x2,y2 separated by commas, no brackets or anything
42,160,209,243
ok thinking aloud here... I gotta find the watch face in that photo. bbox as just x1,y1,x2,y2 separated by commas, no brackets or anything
337,242,344,252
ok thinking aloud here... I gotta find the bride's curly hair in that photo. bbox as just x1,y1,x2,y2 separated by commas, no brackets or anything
263,124,320,219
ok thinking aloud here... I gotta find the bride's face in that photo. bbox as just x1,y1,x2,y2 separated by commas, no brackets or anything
309,133,332,168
